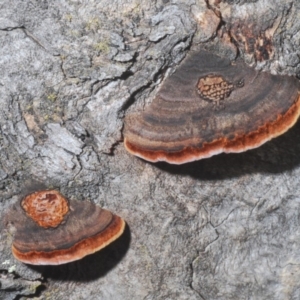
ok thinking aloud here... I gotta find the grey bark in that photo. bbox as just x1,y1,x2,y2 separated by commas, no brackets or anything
0,0,300,299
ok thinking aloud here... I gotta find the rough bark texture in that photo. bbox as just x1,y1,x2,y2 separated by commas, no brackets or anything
0,0,300,299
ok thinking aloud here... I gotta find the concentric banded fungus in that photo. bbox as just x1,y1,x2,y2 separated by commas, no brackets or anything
124,50,300,164
9,190,125,265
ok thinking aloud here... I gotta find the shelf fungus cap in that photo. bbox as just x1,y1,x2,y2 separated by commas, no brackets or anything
124,50,300,164
8,190,125,265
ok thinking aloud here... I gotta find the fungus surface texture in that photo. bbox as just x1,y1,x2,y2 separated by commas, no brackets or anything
9,190,125,265
124,50,300,164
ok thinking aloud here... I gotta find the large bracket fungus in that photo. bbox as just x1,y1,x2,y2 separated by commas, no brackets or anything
6,190,125,265
124,50,300,164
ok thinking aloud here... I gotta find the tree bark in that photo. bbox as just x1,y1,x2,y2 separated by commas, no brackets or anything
1,0,300,299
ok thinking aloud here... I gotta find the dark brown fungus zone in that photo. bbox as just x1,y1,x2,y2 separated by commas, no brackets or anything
7,190,125,265
124,50,300,164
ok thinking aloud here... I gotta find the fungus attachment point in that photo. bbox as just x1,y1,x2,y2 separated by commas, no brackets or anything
124,50,300,164
21,190,69,228
8,190,125,265
197,75,234,104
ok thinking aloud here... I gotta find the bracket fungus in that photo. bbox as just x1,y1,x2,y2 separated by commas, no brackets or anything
7,190,125,265
124,50,300,164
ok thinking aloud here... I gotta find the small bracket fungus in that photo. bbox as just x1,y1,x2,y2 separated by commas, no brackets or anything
7,190,125,265
124,50,300,164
